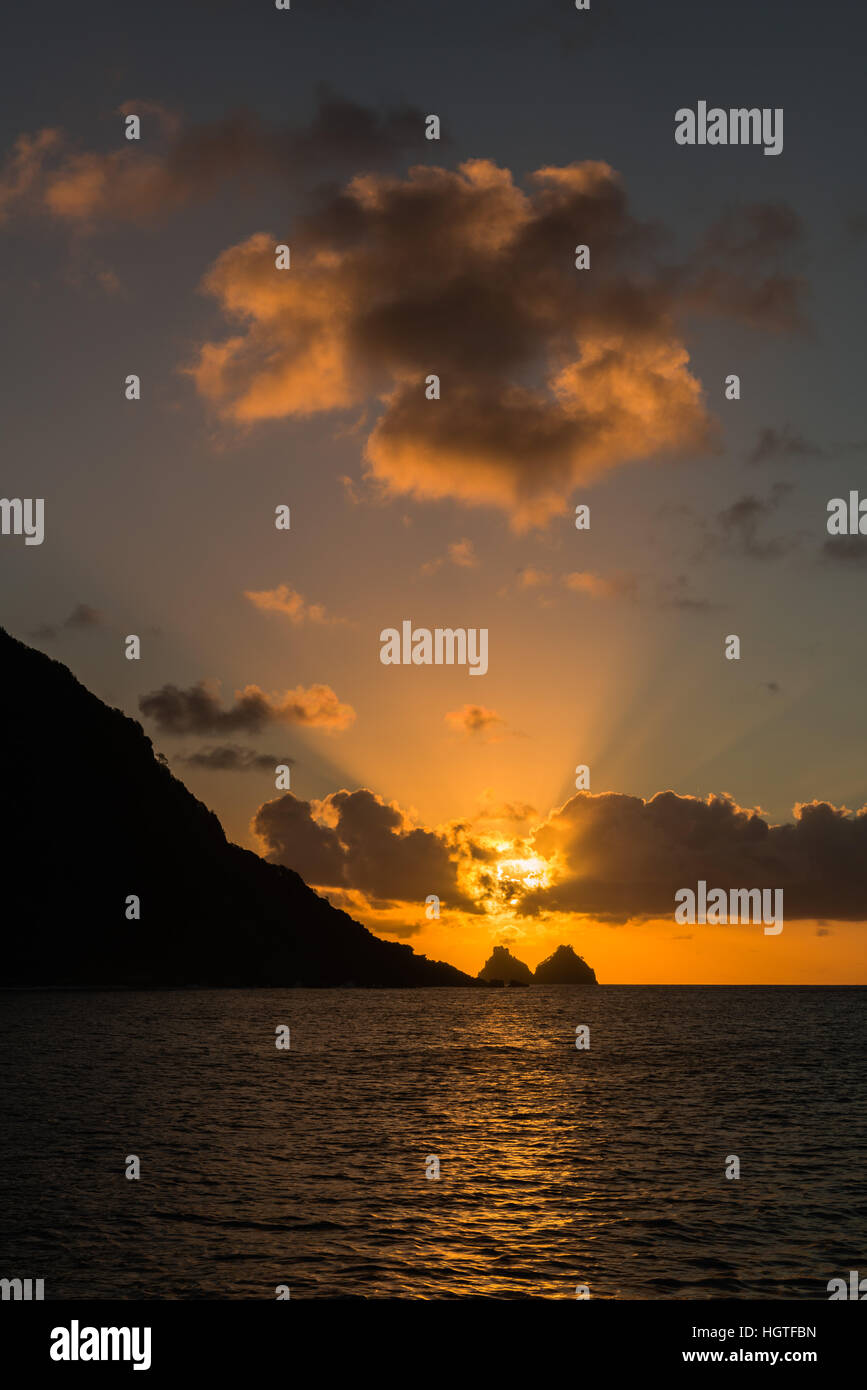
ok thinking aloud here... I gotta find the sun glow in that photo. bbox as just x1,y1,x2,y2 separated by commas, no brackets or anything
456,834,558,919
495,855,551,893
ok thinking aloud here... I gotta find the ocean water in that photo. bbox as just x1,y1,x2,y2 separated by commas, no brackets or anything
0,986,864,1300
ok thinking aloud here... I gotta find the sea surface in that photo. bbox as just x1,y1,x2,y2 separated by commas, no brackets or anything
0,986,864,1300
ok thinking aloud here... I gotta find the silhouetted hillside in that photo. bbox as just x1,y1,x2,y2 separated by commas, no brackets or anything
0,628,472,987
533,945,598,984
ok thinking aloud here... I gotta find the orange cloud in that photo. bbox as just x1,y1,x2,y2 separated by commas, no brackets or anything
240,682,355,730
561,570,637,599
244,584,345,625
0,95,433,227
186,158,804,527
448,538,478,567
518,566,553,588
420,537,479,575
0,129,63,220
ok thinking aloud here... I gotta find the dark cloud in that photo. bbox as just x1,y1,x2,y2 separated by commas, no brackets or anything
253,788,473,906
822,535,867,566
703,202,802,261
254,793,348,888
515,791,867,922
27,603,104,640
670,488,799,567
444,704,506,737
254,780,867,925
175,745,294,772
714,485,795,560
189,161,806,528
686,203,807,333
139,679,354,734
748,426,824,466
65,603,103,628
656,575,715,611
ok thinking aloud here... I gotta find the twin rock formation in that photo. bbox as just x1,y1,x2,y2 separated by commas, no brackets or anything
478,944,597,987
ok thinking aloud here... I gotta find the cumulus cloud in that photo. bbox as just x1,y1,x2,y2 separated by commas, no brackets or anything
515,791,867,922
186,160,805,527
244,584,345,625
253,787,471,906
175,745,293,772
253,791,348,886
248,780,867,928
0,92,436,226
139,679,355,733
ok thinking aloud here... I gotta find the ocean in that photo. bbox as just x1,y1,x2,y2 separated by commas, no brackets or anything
0,986,863,1299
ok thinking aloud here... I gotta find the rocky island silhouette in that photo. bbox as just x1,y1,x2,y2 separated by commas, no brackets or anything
478,942,598,986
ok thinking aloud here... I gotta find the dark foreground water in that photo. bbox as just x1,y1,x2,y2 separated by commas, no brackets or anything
0,987,864,1299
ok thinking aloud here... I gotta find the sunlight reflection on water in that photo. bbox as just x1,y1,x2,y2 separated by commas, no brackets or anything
0,985,863,1299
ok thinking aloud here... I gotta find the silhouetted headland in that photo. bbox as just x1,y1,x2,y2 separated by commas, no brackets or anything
0,628,472,988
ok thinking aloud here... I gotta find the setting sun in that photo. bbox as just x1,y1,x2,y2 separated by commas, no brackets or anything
495,855,551,893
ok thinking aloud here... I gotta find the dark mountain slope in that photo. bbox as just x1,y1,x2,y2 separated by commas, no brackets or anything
0,628,471,987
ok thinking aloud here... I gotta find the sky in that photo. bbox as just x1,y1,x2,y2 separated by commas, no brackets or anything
3,0,867,982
